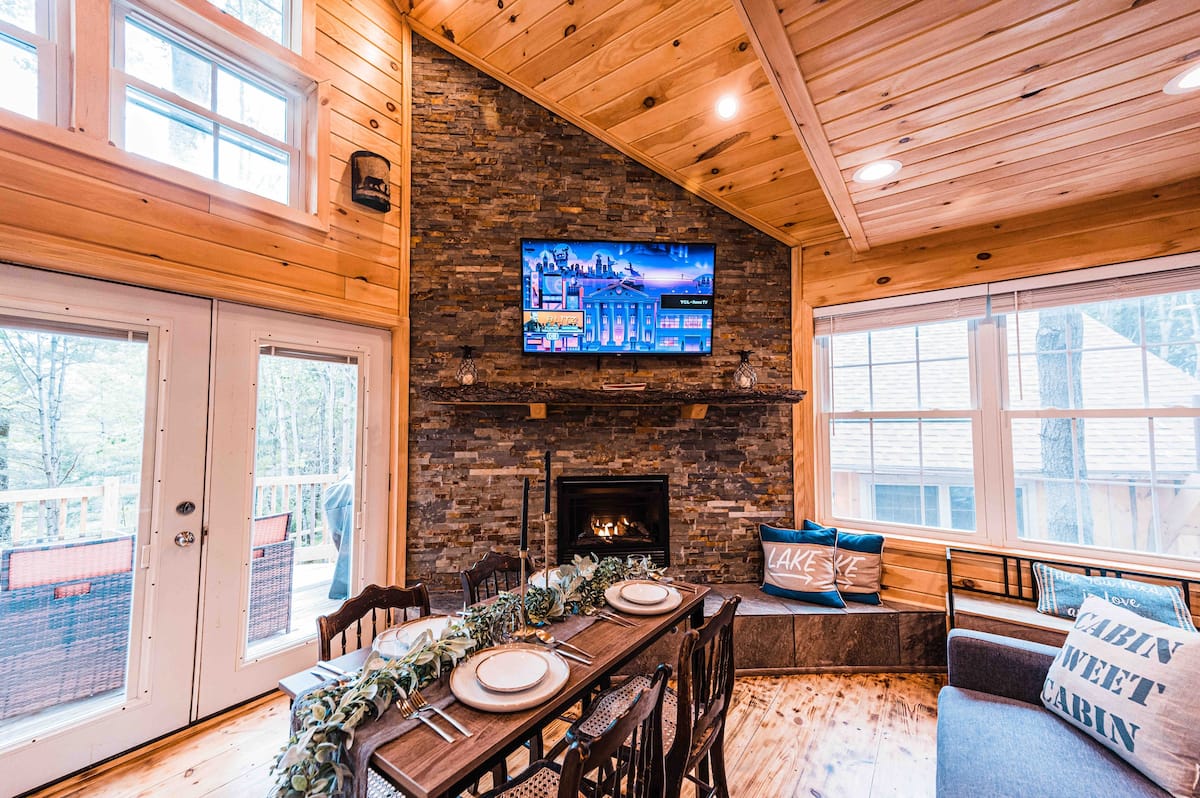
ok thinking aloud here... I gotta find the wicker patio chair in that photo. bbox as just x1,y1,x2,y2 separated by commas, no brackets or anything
0,535,135,720
248,512,294,642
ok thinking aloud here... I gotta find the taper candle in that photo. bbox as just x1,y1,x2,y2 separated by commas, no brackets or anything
519,477,530,550
543,450,552,514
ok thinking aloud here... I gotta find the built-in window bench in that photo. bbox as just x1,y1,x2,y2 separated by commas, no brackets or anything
946,548,1200,648
623,584,948,675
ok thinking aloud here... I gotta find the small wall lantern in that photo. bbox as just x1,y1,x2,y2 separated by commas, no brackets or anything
350,150,391,212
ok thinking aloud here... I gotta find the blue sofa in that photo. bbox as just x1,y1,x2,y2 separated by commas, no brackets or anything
936,629,1168,798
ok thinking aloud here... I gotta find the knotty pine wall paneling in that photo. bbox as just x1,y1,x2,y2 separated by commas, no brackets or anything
800,178,1200,608
0,0,406,328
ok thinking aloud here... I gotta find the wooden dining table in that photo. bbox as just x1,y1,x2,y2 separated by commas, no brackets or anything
278,583,708,798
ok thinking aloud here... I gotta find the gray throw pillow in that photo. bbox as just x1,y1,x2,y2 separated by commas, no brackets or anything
1042,596,1200,797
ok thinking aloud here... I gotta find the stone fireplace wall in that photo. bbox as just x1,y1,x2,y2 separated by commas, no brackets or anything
407,34,795,591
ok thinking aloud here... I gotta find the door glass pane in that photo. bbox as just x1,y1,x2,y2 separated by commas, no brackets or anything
0,320,148,734
246,347,357,655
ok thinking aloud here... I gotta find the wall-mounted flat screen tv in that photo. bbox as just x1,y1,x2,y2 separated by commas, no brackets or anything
520,239,715,355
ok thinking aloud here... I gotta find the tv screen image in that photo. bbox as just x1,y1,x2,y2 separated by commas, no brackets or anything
521,239,715,355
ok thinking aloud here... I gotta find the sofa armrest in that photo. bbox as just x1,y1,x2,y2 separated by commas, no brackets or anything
946,628,1059,706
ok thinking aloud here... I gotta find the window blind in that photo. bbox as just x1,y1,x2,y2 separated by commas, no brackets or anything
815,255,1200,335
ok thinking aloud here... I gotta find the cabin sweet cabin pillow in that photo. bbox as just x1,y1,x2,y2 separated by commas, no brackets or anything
1041,596,1200,798
759,523,845,608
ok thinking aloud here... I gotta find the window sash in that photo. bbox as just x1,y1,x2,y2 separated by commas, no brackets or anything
0,11,60,123
110,2,303,206
814,259,1200,570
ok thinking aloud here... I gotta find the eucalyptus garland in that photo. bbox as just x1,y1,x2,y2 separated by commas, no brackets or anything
270,554,665,798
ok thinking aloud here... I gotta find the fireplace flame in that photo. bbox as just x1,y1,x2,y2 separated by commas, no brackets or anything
591,516,631,540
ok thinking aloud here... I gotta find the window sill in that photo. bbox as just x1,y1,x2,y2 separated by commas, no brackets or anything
0,110,330,235
824,521,1200,580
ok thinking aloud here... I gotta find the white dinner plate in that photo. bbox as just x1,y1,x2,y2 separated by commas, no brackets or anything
474,648,549,693
450,644,570,712
604,581,683,615
372,615,453,658
619,580,672,605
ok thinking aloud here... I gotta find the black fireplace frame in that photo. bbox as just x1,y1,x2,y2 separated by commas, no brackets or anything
556,475,670,566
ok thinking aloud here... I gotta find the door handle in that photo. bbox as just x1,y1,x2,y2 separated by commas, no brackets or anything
174,530,196,547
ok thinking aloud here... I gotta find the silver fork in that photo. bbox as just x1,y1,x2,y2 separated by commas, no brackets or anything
397,696,454,742
410,690,472,737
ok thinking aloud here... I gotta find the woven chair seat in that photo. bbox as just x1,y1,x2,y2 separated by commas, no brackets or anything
366,768,405,797
482,762,562,797
573,674,678,751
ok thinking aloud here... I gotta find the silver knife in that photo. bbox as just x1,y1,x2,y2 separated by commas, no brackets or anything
427,705,473,737
548,646,592,666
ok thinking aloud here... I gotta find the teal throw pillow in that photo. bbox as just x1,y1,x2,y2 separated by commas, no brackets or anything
1042,596,1200,797
804,521,884,605
759,523,845,608
1033,562,1196,632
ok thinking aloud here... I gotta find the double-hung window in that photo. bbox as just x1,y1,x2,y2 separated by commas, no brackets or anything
111,2,309,208
815,257,1200,568
206,0,292,47
0,0,65,121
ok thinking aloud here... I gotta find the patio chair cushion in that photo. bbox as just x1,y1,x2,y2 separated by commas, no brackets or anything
5,536,134,589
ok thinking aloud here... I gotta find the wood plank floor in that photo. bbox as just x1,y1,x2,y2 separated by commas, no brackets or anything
27,674,943,798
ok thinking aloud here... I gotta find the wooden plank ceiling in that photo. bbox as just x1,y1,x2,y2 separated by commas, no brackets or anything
400,0,1200,251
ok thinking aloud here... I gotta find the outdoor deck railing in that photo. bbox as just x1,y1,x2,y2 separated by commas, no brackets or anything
1,473,343,557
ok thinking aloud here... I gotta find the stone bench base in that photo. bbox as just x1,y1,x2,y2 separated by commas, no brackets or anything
622,583,948,676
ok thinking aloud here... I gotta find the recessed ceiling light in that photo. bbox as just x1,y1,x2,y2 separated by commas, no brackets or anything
852,159,903,183
1164,63,1200,94
715,95,738,120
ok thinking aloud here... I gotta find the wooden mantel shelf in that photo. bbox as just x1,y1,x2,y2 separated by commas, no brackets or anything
420,385,807,420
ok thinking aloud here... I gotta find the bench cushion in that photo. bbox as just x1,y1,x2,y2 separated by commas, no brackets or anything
937,686,1167,798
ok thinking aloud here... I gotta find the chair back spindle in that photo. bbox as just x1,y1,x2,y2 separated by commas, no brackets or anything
460,551,536,606
317,583,430,661
668,595,740,798
558,665,671,798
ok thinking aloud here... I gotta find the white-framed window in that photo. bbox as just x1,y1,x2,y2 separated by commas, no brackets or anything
815,256,1200,568
110,1,312,208
0,0,66,121
206,0,291,47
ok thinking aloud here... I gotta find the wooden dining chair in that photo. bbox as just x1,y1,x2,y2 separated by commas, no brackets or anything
479,664,671,798
460,550,536,606
316,582,431,661
564,595,741,798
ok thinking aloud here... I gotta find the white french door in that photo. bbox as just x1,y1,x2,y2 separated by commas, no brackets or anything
0,272,391,795
0,265,211,797
195,302,389,715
